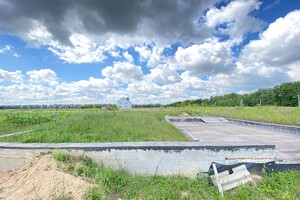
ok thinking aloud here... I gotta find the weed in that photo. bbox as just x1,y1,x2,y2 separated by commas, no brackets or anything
53,151,71,163
0,107,299,143
56,193,70,200
53,152,300,200
0,109,186,142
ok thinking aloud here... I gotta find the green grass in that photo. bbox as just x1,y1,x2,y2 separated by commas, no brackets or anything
0,110,53,135
201,106,300,126
53,152,300,200
1,106,299,142
165,106,300,126
0,109,186,143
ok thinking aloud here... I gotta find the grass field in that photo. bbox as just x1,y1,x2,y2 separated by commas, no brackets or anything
0,106,299,143
182,106,300,126
54,152,300,200
0,108,186,143
0,109,68,135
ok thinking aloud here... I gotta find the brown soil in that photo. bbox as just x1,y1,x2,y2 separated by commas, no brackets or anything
0,155,92,200
180,112,190,117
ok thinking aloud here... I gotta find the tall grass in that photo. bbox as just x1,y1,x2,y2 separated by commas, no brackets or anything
158,106,300,126
1,106,299,142
54,152,300,200
0,109,186,143
0,110,51,135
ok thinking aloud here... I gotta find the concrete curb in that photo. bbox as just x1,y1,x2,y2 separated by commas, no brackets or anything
0,141,275,151
226,118,300,135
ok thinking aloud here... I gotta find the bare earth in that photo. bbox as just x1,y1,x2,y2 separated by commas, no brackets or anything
0,155,92,200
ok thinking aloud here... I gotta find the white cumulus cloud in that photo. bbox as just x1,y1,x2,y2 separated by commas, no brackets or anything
175,40,234,76
205,0,263,40
48,34,106,64
102,62,144,83
0,68,23,83
237,10,300,84
26,69,58,85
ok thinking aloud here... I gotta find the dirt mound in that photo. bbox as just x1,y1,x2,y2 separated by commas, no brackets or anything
180,112,190,117
0,155,92,200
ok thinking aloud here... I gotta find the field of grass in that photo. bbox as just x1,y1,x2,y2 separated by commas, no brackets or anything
164,106,300,126
0,106,299,143
0,110,54,135
0,108,186,143
54,152,300,200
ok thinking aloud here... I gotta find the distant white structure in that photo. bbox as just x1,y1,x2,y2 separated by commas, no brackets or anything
117,97,133,109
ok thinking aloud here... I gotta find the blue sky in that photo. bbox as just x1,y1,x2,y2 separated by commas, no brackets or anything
0,0,299,105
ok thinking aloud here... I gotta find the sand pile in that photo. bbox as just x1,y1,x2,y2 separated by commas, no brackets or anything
180,112,190,117
0,155,92,200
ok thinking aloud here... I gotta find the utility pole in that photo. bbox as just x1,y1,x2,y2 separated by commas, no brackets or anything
259,99,262,107
298,94,300,107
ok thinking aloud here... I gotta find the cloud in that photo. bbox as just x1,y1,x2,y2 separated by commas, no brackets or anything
0,0,216,47
123,51,134,63
0,71,120,105
0,45,20,57
263,0,280,11
102,62,143,83
0,68,23,83
147,45,165,68
236,10,300,85
175,40,234,76
0,0,263,65
1,1,299,105
48,34,106,63
26,69,58,85
55,77,118,95
134,45,151,61
239,10,300,67
149,63,181,84
0,45,12,53
204,0,263,40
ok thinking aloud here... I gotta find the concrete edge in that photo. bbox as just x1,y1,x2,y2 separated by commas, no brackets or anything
0,142,275,152
165,115,201,141
172,124,200,141
226,118,300,135
166,115,300,135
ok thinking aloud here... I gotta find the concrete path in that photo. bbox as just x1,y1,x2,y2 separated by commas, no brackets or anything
173,122,300,164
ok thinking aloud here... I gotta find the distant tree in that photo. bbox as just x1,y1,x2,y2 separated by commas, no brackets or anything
166,81,300,107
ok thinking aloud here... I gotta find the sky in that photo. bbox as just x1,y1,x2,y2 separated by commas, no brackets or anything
0,0,300,105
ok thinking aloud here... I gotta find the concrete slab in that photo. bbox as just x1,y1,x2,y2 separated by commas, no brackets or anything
172,121,300,163
200,117,229,124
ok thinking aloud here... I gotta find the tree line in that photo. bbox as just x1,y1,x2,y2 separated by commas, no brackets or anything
168,81,300,107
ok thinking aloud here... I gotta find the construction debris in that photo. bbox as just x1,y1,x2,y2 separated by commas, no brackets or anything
210,163,253,195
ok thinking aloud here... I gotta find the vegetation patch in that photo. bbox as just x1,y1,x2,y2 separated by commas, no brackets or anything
5,112,54,126
0,109,69,135
180,106,300,126
54,152,300,200
169,81,300,107
1,106,299,141
0,109,186,142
